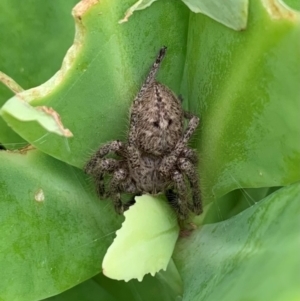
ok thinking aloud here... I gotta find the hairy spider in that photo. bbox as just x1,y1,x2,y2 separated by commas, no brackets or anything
84,47,202,220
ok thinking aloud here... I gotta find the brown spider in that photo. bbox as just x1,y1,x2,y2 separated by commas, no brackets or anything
84,47,202,220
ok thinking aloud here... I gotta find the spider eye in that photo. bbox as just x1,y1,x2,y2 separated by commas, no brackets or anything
153,121,159,128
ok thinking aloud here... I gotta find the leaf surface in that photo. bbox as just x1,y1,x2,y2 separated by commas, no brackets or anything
181,0,249,30
173,183,300,301
102,195,179,282
0,0,77,148
181,0,300,201
0,149,122,301
120,0,249,30
0,0,189,167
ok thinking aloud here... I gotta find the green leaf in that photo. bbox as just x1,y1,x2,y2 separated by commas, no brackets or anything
0,1,299,299
0,149,122,301
0,0,77,148
181,0,300,201
199,186,281,225
0,0,189,168
1,0,299,203
94,261,183,301
0,74,26,148
173,183,300,301
102,195,179,282
284,0,300,10
44,277,116,301
181,0,249,30
118,0,159,23
119,0,248,31
1,97,73,137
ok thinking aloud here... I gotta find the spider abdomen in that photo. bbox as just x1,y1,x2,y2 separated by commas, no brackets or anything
131,154,167,194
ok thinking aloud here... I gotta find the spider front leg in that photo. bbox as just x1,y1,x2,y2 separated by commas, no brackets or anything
169,170,189,220
127,145,141,170
183,111,200,145
109,167,128,214
159,113,199,176
84,140,125,175
178,157,202,215
90,158,121,197
182,147,198,164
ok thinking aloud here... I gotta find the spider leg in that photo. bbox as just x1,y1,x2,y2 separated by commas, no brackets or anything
84,140,125,175
127,145,141,170
90,158,121,197
182,147,198,164
182,111,199,144
165,189,180,209
120,178,140,211
122,192,142,211
169,170,189,220
159,112,199,176
177,95,200,143
109,167,128,214
178,157,202,215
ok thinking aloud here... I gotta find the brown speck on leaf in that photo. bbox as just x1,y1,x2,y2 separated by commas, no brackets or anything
19,145,35,154
35,189,45,202
262,0,297,20
36,106,73,137
73,0,99,20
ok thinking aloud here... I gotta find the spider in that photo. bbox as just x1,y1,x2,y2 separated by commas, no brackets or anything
84,47,202,220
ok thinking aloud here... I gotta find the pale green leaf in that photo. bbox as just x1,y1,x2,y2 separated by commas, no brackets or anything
102,195,179,282
181,0,249,30
1,97,73,137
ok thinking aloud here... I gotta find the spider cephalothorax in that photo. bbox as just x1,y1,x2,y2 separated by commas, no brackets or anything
84,47,202,220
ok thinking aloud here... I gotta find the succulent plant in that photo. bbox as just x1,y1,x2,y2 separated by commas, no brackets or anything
0,0,299,300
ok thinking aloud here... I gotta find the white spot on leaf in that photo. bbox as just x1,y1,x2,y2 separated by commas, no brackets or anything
35,189,45,202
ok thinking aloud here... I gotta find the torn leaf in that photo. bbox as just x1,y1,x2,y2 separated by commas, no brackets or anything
102,194,179,282
0,97,73,137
